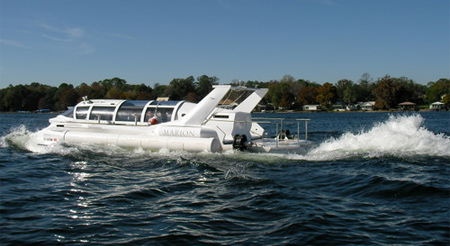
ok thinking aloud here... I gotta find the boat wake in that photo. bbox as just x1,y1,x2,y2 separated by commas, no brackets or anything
286,114,450,161
2,114,449,162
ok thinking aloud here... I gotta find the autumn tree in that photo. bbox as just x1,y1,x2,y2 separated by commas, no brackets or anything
395,77,426,104
297,84,320,105
316,82,338,109
373,75,402,109
373,75,427,110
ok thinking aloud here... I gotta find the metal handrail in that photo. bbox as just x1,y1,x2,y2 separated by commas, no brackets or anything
206,117,310,147
252,117,310,147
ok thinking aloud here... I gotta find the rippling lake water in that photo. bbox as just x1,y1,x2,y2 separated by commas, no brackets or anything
1,111,449,245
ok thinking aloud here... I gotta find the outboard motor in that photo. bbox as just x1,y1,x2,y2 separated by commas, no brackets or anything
233,134,248,150
277,129,291,140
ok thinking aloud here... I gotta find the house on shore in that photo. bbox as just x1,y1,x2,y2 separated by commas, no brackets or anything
398,102,418,111
332,102,346,111
430,101,445,111
303,105,322,112
359,101,375,111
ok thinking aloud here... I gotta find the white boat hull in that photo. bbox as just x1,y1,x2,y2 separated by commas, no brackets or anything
35,85,312,153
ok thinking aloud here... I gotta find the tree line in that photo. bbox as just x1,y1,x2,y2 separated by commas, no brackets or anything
0,73,449,112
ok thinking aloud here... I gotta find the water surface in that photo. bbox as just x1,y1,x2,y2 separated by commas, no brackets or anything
1,111,449,245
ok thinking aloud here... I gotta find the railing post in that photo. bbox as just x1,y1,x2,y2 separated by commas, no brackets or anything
305,120,308,141
275,122,279,147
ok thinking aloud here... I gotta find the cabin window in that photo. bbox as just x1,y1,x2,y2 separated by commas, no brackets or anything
144,107,174,123
75,106,90,120
89,106,114,121
116,101,147,122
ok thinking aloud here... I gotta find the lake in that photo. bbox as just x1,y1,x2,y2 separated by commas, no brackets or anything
1,111,449,245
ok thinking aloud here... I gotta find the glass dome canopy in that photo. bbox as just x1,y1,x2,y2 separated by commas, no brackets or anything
72,99,186,125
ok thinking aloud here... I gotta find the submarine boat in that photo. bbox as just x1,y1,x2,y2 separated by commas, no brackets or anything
38,85,311,153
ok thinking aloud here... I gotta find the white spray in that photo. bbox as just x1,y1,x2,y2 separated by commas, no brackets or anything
287,114,450,161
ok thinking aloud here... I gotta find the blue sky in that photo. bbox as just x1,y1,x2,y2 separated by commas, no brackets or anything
0,0,449,88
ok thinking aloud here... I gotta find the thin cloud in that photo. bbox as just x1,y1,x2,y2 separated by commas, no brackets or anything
0,39,30,49
66,27,84,39
30,21,94,55
77,43,95,55
35,22,85,41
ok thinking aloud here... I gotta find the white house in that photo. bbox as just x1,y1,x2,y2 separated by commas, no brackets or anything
359,101,376,111
303,105,322,111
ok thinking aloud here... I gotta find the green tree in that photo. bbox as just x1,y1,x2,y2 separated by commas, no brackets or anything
0,88,6,111
196,75,218,101
37,84,57,109
266,81,295,109
23,82,50,110
152,83,169,99
335,79,360,104
89,82,106,99
442,94,450,108
3,85,27,111
54,83,79,110
335,79,353,100
167,76,196,101
425,78,450,104
395,77,426,104
132,83,153,100
357,73,375,102
59,88,79,109
106,87,125,99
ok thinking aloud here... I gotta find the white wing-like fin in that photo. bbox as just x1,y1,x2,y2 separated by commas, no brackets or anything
232,88,268,113
177,85,232,126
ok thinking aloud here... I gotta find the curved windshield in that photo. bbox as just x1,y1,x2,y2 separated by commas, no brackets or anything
75,106,90,120
89,106,115,121
116,101,148,122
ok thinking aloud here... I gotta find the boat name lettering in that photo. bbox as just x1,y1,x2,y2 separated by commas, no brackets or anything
163,128,195,137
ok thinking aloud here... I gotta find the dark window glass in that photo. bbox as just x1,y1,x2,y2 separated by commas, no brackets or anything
144,107,174,123
89,107,115,121
116,101,147,122
75,106,90,120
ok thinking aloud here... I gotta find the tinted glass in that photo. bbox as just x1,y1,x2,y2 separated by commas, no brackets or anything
116,101,147,121
89,106,115,121
75,106,90,119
